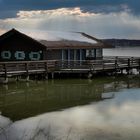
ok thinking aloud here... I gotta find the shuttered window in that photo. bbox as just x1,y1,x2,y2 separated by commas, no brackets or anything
1,51,11,59
15,51,25,60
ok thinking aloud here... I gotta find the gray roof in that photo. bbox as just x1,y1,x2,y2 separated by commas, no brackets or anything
0,29,114,49
39,40,109,50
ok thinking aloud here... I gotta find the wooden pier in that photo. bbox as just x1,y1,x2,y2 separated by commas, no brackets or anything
0,57,140,82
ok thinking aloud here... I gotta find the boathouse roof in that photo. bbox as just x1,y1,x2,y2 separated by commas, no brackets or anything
0,29,113,49
39,40,106,49
0,28,46,49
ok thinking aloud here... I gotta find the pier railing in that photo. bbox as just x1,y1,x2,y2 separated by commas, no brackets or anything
0,57,140,77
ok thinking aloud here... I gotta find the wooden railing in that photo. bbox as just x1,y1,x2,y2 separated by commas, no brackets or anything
0,57,140,77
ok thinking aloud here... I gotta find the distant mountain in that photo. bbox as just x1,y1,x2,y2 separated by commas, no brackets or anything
103,39,140,47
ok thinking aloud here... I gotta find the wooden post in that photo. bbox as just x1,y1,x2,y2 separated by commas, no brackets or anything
87,72,93,79
131,57,134,66
44,61,48,80
51,72,54,79
127,58,130,75
102,60,104,70
25,63,29,81
138,59,140,74
26,75,30,82
3,64,8,83
115,59,118,75
121,69,123,74
15,76,19,81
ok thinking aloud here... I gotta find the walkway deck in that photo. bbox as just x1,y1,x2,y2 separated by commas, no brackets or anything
0,57,140,79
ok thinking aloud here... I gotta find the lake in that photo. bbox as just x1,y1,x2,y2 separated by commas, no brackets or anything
104,46,140,57
0,75,140,140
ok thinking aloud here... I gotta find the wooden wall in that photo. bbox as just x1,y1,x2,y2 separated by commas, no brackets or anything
46,49,103,61
0,33,46,61
0,31,103,62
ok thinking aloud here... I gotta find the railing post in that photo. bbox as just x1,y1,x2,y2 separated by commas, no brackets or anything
115,58,118,75
131,57,133,68
25,63,29,81
90,60,94,71
3,64,7,78
55,60,58,70
127,58,130,75
115,60,117,74
138,59,140,74
3,63,8,83
51,72,54,79
115,59,118,69
61,60,64,69
102,60,104,70
44,61,48,80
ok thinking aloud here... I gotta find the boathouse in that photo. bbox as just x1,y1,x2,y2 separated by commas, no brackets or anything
0,29,112,62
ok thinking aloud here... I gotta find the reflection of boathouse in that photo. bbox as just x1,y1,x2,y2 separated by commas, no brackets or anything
0,78,133,121
0,29,112,62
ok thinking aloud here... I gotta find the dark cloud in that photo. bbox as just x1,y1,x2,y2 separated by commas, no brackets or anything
0,0,140,18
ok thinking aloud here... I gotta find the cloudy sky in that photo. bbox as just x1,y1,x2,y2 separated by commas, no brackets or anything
0,0,140,39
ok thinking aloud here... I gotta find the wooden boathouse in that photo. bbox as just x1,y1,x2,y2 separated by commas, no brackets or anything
0,29,112,62
0,29,140,82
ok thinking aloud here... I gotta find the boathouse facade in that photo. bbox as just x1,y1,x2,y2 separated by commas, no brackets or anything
0,29,46,61
40,40,104,61
0,29,112,62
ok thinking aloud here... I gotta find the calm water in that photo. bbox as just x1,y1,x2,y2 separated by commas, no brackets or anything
104,46,140,57
0,76,140,140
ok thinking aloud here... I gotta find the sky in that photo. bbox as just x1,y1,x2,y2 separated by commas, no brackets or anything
0,0,140,39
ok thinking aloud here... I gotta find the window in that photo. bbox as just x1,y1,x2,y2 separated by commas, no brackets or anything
63,50,68,60
29,52,41,60
82,49,86,60
1,51,11,59
76,50,80,60
86,49,95,57
33,53,38,58
70,49,74,60
15,51,25,60
96,49,102,57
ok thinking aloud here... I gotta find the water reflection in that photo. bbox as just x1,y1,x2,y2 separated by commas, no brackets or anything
0,76,140,121
0,76,140,140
